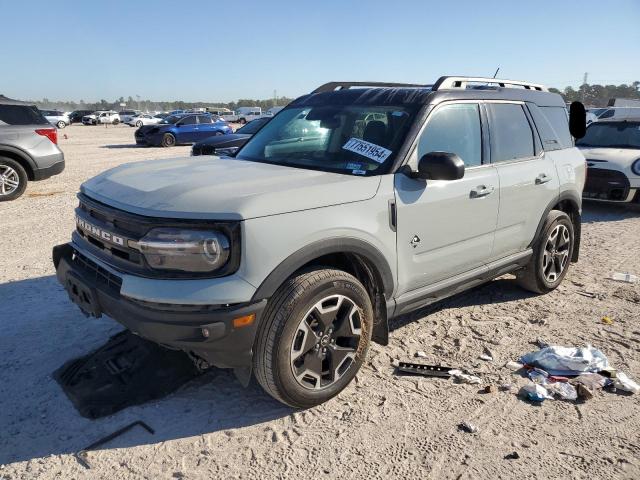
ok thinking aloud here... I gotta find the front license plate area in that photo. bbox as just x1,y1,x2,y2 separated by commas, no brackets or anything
66,272,102,318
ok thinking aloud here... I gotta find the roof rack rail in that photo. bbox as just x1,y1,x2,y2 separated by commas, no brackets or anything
432,76,547,92
312,81,430,93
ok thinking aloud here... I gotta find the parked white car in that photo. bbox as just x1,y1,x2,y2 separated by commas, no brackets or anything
588,107,640,124
41,110,70,129
236,107,262,124
118,110,141,123
125,113,163,127
576,119,640,203
264,106,285,117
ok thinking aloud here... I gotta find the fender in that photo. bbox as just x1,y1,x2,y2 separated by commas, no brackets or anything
0,143,37,176
251,237,395,302
529,190,582,262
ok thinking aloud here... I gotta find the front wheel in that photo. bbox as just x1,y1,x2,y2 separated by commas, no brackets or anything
161,133,176,147
56,120,66,129
0,157,28,201
136,120,143,127
253,269,373,408
516,210,574,294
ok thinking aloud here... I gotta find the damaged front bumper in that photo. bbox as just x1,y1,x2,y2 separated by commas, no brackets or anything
52,243,266,382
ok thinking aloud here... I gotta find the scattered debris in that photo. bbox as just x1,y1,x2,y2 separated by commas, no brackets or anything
575,383,593,400
449,369,482,385
601,316,614,325
75,421,155,469
396,362,452,378
458,421,478,433
499,383,513,392
479,354,493,362
504,451,520,460
545,381,578,401
414,351,428,358
571,373,607,392
609,272,638,284
483,384,497,394
576,291,596,298
534,337,550,349
520,345,609,376
520,383,553,402
613,372,640,394
505,361,524,371
27,191,64,198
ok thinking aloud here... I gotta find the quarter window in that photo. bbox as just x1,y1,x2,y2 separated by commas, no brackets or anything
417,103,482,167
488,104,535,162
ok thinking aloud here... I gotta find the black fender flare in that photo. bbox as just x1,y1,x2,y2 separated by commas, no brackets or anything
251,237,395,302
530,190,582,261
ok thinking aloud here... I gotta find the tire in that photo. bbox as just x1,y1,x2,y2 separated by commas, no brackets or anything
161,133,176,147
253,268,373,408
56,120,66,129
516,210,574,294
136,120,143,127
112,119,120,125
238,118,247,125
0,157,28,201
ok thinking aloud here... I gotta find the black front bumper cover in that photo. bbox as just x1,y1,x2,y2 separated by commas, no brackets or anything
53,243,266,379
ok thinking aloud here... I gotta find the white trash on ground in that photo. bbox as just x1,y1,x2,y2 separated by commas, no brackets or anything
614,372,640,394
449,369,482,385
609,272,638,284
520,383,553,402
520,345,609,375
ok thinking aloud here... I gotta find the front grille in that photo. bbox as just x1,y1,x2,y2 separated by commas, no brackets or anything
72,249,123,292
584,168,630,201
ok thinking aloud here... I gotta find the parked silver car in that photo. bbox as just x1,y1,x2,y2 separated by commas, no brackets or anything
0,95,65,201
41,109,70,129
53,77,586,407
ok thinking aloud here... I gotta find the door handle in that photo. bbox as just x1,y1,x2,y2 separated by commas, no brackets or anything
470,185,494,198
535,173,551,185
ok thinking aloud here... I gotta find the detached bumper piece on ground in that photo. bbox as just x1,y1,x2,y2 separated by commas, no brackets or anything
54,331,201,419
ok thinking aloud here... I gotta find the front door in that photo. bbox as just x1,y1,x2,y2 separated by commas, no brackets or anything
175,115,199,143
394,102,499,296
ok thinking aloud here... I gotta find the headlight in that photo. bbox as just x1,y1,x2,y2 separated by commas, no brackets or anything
215,146,239,156
632,159,640,176
134,228,230,273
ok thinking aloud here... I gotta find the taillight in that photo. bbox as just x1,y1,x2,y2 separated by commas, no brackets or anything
35,128,58,145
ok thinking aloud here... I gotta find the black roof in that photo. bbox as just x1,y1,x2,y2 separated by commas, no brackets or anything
0,95,35,106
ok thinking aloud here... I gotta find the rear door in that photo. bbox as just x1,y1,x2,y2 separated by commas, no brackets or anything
195,115,218,140
487,102,560,259
394,102,500,295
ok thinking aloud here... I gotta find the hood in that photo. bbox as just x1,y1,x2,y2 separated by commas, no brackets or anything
195,133,251,148
578,147,640,167
137,124,166,135
81,156,381,220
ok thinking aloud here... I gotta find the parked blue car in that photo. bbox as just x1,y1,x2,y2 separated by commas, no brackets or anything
135,113,233,147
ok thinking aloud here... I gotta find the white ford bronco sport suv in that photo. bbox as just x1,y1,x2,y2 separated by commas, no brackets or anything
53,77,587,408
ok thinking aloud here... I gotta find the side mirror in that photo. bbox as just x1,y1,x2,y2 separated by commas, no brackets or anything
414,151,465,181
569,101,586,139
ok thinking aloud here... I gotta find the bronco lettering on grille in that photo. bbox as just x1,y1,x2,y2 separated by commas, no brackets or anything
76,217,125,246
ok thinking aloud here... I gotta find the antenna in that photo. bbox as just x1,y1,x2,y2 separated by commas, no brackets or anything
492,67,500,79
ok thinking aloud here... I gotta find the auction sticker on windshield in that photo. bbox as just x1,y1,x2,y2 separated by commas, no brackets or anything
342,138,392,163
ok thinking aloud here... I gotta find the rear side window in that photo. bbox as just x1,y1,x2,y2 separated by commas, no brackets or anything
180,116,197,125
0,105,48,125
528,104,573,150
488,104,535,162
418,103,482,167
197,115,213,124
598,109,614,119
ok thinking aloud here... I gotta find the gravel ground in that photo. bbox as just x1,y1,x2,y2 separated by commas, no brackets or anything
1,125,639,479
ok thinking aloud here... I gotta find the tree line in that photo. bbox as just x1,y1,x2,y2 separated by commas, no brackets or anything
31,95,295,113
549,81,640,107
27,81,640,112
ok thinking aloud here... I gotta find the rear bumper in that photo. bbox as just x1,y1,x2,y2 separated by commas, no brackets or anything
52,243,266,370
33,157,65,180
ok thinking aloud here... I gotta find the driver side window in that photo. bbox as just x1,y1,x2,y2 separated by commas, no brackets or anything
417,103,482,167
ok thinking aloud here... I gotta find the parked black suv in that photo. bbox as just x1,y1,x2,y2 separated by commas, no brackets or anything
69,110,95,124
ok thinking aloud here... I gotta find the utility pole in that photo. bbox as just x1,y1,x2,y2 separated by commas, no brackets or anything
273,89,277,107
581,73,588,102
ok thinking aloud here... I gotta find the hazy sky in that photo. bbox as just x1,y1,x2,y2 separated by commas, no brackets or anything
3,0,639,102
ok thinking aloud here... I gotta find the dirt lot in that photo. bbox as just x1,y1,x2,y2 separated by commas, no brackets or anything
1,125,639,479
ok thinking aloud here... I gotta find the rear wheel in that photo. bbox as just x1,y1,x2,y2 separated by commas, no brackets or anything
161,133,176,147
0,157,28,201
136,120,143,127
517,210,574,294
56,120,66,129
253,269,373,408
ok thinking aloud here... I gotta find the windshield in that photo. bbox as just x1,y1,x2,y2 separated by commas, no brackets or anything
235,104,418,175
160,115,180,124
236,117,269,134
576,122,640,149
